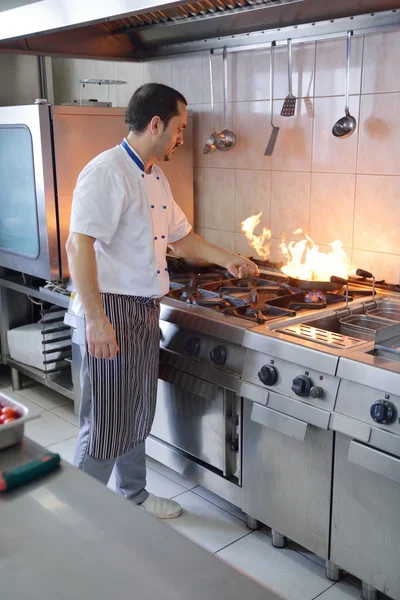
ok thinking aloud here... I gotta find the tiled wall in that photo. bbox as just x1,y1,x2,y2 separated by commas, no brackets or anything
52,29,400,283
0,54,41,105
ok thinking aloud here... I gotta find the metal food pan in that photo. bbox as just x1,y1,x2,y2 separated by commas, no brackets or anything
339,314,393,341
0,392,39,450
366,302,400,321
366,308,400,321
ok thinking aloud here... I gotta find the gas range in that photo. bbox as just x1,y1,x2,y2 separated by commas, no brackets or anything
165,266,373,326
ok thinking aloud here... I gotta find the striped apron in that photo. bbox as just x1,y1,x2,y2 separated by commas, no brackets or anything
87,293,160,460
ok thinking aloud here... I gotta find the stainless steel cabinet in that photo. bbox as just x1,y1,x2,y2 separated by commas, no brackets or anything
242,399,333,559
331,433,400,599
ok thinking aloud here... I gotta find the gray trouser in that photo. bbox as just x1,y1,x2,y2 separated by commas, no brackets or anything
73,346,149,505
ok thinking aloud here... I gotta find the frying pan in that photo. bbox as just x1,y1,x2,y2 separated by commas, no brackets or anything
286,276,344,291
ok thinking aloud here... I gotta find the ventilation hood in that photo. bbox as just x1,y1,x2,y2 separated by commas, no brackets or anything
0,0,399,60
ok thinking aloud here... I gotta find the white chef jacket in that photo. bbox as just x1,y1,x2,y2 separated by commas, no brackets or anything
68,139,191,315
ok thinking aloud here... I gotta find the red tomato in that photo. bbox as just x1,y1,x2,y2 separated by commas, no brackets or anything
0,414,6,425
3,417,16,424
1,407,18,419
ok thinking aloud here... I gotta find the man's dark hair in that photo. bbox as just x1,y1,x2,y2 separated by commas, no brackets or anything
125,83,187,134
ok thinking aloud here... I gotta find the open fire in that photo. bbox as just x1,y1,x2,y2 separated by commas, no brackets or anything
241,214,355,282
241,213,272,261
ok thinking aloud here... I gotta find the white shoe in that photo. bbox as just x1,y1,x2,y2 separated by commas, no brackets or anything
140,493,183,519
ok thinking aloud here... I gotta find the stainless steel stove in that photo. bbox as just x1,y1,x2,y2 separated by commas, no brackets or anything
146,260,400,600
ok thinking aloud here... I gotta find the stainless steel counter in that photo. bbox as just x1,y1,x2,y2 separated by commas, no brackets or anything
0,439,282,600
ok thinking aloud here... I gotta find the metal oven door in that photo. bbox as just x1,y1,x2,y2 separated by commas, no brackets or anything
0,104,59,280
241,391,333,559
151,363,241,483
331,433,400,598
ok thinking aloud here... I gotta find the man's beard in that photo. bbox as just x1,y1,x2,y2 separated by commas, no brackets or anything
163,145,179,161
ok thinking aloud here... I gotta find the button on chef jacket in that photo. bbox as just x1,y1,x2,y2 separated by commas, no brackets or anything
69,139,192,308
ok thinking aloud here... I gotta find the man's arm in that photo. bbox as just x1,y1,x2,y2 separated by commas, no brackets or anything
66,232,119,360
169,231,259,277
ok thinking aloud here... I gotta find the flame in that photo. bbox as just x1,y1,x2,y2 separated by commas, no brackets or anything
241,213,272,261
241,213,355,281
281,230,355,281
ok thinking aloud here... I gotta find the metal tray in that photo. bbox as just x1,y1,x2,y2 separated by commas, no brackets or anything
339,314,393,341
366,308,400,321
0,392,39,450
366,302,400,322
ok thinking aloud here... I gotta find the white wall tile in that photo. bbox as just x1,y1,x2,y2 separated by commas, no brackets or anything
312,96,360,173
353,175,400,254
271,99,313,172
172,55,203,104
203,168,235,231
363,30,400,94
143,59,172,86
352,249,400,284
203,51,236,104
234,232,255,257
202,229,235,253
92,60,119,106
236,49,270,102
310,173,356,247
116,60,144,106
53,57,95,104
236,101,271,170
271,171,311,239
358,93,400,175
235,169,271,233
315,36,363,97
273,41,315,100
0,54,41,105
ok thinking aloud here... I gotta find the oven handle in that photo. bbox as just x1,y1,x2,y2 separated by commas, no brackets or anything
159,363,219,397
348,440,400,485
329,413,371,442
250,403,308,442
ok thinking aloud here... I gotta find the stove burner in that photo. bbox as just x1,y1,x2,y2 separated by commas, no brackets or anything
167,271,371,323
305,291,327,303
180,288,200,301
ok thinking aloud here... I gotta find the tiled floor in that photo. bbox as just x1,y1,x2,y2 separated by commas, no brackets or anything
0,368,384,600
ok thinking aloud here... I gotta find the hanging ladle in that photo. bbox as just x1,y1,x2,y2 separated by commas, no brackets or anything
332,31,357,139
203,49,217,154
215,47,236,151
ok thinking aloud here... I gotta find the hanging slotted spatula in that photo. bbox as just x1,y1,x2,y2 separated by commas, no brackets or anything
265,41,279,156
280,38,297,117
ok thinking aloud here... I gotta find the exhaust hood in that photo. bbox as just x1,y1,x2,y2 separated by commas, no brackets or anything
0,0,399,60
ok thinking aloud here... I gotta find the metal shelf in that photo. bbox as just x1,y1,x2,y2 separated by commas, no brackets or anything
5,358,74,401
0,277,70,308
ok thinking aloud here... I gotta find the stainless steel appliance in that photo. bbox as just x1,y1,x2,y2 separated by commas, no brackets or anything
1,1,399,61
148,265,376,513
329,319,400,600
235,281,375,559
0,103,193,282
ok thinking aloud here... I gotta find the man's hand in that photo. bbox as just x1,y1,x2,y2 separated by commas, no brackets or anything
86,314,119,360
169,232,259,279
225,256,259,278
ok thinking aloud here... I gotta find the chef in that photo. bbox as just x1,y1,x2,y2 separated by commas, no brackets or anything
66,83,258,519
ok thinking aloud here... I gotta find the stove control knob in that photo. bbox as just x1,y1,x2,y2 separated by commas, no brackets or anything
310,386,324,399
210,345,227,365
184,337,201,356
258,365,278,387
292,375,312,397
370,400,397,425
